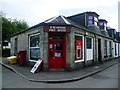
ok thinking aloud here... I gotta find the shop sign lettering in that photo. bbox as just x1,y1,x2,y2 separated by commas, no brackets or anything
44,26,71,32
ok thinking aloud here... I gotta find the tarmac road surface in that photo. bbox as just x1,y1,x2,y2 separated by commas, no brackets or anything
2,62,118,88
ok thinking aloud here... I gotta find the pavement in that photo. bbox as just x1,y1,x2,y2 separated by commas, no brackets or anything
0,57,119,83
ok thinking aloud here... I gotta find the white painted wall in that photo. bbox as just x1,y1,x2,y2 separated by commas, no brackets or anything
86,37,93,61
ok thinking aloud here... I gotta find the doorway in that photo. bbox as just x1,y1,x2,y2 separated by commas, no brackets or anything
98,39,102,63
48,33,66,69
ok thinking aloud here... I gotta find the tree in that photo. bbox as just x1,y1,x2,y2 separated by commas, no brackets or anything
1,12,29,42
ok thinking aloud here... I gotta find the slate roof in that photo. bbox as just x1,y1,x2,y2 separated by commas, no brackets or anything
87,26,102,35
44,15,71,25
68,11,99,18
100,30,110,38
98,19,108,23
11,14,115,39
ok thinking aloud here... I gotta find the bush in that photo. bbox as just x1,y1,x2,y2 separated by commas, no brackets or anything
2,48,10,57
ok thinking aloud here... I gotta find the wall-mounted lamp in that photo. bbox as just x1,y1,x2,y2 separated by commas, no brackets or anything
85,32,89,35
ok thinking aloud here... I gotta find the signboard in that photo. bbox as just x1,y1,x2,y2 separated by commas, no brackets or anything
31,59,43,73
44,26,71,32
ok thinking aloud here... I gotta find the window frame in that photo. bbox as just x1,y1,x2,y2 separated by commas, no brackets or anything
75,34,84,63
94,17,98,22
88,16,93,25
29,33,40,61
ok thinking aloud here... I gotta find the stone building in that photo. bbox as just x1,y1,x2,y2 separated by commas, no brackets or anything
10,11,120,71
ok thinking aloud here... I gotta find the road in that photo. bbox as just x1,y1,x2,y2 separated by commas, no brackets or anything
2,62,118,88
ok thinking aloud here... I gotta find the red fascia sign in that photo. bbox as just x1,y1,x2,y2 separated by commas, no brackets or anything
44,26,71,32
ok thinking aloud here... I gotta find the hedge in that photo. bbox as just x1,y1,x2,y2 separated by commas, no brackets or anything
2,48,10,57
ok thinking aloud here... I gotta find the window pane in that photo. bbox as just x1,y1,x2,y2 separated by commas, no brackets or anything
30,34,39,47
50,49,53,57
77,47,81,58
86,38,92,49
88,16,93,19
29,34,40,60
55,43,62,50
88,20,93,24
100,22,103,26
30,48,40,60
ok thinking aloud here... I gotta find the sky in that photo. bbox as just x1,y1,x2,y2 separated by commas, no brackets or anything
1,0,119,31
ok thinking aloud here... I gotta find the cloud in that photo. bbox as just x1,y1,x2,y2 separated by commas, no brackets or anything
1,0,119,30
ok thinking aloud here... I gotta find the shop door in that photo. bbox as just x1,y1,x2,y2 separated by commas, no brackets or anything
48,33,66,69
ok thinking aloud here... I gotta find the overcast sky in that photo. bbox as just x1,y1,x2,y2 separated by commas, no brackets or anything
1,0,119,31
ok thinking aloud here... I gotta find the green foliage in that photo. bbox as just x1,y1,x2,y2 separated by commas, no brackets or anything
2,48,10,57
1,12,29,42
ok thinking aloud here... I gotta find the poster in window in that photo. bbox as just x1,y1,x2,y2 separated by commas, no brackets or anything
30,48,40,60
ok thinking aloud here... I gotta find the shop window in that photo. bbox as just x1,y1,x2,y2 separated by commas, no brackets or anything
75,35,83,60
86,37,92,49
30,35,39,47
77,46,81,58
30,48,40,60
29,33,40,60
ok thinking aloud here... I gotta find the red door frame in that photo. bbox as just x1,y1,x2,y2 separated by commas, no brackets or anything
48,33,66,69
